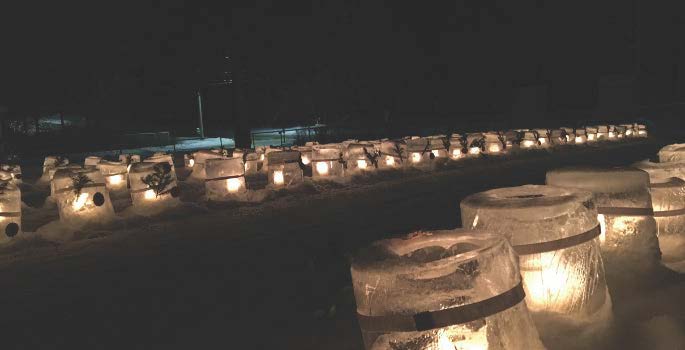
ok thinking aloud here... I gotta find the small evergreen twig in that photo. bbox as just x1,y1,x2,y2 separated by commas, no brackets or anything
71,173,93,196
141,163,173,197
362,147,379,168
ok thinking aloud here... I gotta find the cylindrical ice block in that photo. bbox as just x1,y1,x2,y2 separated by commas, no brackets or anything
658,143,685,163
351,229,545,350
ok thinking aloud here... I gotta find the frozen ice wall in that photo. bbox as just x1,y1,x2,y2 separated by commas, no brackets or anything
351,229,545,350
546,167,661,284
460,185,612,344
205,157,247,200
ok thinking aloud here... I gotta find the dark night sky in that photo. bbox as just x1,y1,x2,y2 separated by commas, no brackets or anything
0,1,683,133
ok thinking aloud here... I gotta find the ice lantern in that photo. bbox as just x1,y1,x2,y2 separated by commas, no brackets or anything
0,182,22,241
546,167,661,281
657,143,685,163
0,164,22,184
405,137,439,167
205,157,247,200
129,162,180,207
345,144,378,173
448,134,465,160
574,129,587,144
243,151,262,175
312,144,344,180
460,185,612,335
634,160,685,272
520,131,539,149
351,229,546,350
585,127,598,142
190,150,225,180
41,156,69,182
52,168,115,225
266,151,303,187
378,140,406,169
96,160,129,191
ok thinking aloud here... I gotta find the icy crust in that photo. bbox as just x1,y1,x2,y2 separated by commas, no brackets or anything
460,185,597,245
647,178,685,272
351,230,545,350
658,143,685,163
546,167,651,194
460,185,610,333
633,159,685,182
546,167,661,276
0,182,22,242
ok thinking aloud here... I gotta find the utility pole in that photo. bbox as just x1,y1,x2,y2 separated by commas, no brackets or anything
196,89,205,138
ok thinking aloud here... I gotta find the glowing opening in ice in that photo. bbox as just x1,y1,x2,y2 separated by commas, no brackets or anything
301,155,311,165
260,154,265,161
565,135,571,142
469,147,481,155
226,178,242,192
608,132,616,139
357,159,368,169
144,189,156,200
436,325,488,350
273,170,284,185
522,140,536,148
575,136,584,144
597,214,606,244
638,130,647,136
431,150,440,157
411,152,421,163
385,156,395,166
521,251,583,312
72,192,89,211
626,130,633,136
487,144,501,153
588,134,596,141
108,174,124,186
538,138,547,144
188,159,195,167
451,149,462,159
315,161,329,175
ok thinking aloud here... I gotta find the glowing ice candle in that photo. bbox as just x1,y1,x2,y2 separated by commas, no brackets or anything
144,189,156,200
488,143,501,153
301,155,310,165
385,156,395,166
451,148,462,159
522,140,536,148
469,147,481,155
226,178,242,192
431,150,440,157
357,159,368,169
575,136,584,144
315,161,329,175
189,158,195,167
411,152,421,163
273,170,284,185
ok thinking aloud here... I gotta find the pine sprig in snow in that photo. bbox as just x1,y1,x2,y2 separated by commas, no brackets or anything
141,163,173,197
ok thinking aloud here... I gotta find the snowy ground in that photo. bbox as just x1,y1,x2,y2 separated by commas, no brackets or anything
2,139,685,349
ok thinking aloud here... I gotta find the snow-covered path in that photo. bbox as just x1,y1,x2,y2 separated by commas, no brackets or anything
0,140,683,349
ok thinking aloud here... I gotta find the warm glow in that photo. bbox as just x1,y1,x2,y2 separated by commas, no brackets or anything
385,156,395,166
588,134,596,141
226,178,242,192
431,150,440,157
301,155,311,165
72,192,89,211
538,138,547,144
260,154,265,161
273,170,284,185
521,251,583,313
522,140,536,148
626,130,633,136
638,130,647,136
487,144,501,153
188,159,195,167
144,189,156,200
451,148,462,159
315,161,329,175
597,214,606,244
436,325,488,350
469,147,481,155
608,132,616,139
357,159,368,169
565,135,571,142
108,174,123,186
575,136,584,144
411,152,422,163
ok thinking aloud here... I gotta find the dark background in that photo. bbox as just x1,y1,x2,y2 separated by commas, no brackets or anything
0,1,682,136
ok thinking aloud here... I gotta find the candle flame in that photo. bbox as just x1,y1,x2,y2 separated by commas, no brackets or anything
411,152,422,163
385,156,395,166
72,192,89,211
273,170,284,185
357,159,368,169
188,158,195,167
144,189,156,200
108,174,123,186
226,178,242,192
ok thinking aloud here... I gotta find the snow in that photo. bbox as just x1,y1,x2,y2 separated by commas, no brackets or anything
0,138,684,348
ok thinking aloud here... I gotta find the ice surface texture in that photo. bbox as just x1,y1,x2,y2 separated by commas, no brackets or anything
205,157,247,201
345,143,378,173
460,185,611,339
351,229,545,350
658,143,685,163
129,162,180,208
96,160,129,191
52,168,115,226
546,167,661,278
312,144,344,180
633,159,685,182
378,141,407,169
266,151,303,187
189,150,225,180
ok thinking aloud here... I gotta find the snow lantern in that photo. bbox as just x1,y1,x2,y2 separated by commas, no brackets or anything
464,133,485,156
533,129,550,147
546,167,661,280
483,132,504,154
549,129,568,145
261,146,282,172
52,168,115,225
84,156,102,168
658,143,685,163
594,125,609,140
448,134,466,160
119,154,141,164
266,151,303,187
184,153,194,168
427,135,450,158
637,124,648,137
585,127,598,142
294,146,313,167
0,164,22,184
41,156,69,181
47,164,82,186
461,185,612,332
129,162,180,207
351,229,545,350
503,130,522,150
312,144,344,180
205,157,247,200
614,125,627,139
0,182,21,241
405,137,439,167
561,127,576,144
634,160,685,271
520,131,539,149
574,129,587,144
97,160,129,191
345,143,378,173
190,150,225,180
244,151,262,175
378,140,406,169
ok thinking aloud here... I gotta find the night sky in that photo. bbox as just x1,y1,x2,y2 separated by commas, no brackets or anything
1,1,682,134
